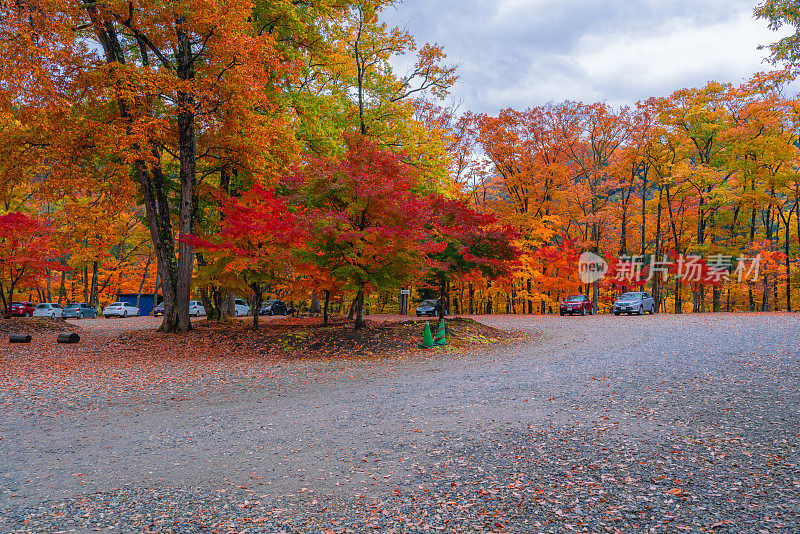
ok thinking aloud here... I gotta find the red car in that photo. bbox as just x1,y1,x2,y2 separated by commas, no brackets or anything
559,295,593,316
10,302,36,317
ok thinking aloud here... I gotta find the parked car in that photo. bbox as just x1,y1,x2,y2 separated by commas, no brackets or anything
260,300,287,316
613,291,655,316
32,303,63,318
152,302,164,316
416,298,447,317
103,302,140,318
189,300,206,317
62,302,97,319
233,298,251,317
559,294,593,316
10,301,36,317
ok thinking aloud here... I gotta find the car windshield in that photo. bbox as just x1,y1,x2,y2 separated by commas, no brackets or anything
65,304,79,309
264,301,276,306
566,296,584,302
421,300,437,306
36,304,48,309
618,293,640,301
109,302,123,306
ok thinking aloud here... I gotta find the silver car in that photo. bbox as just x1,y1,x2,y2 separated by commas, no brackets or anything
613,291,655,316
62,303,98,319
32,303,63,318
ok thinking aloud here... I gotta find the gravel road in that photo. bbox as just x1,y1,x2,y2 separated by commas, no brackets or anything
0,313,798,532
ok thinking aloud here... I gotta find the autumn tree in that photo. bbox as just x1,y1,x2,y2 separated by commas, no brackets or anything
185,185,304,330
0,212,67,317
426,197,520,319
0,0,306,332
289,133,437,329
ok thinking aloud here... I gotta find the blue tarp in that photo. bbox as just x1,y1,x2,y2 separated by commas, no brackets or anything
118,294,161,317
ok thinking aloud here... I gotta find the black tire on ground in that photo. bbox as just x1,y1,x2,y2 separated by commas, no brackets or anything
123,311,128,318
614,312,620,316
26,312,31,317
78,312,83,319
637,306,643,316
580,308,586,316
560,311,564,316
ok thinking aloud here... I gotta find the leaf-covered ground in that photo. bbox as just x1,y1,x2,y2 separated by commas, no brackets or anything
0,316,80,335
118,316,517,361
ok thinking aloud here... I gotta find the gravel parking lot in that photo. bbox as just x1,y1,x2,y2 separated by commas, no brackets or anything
0,313,798,532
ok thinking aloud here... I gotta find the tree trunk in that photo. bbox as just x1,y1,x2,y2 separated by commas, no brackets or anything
323,290,330,326
726,285,731,312
90,261,99,307
250,282,262,330
83,267,89,303
712,287,720,312
527,279,533,313
674,279,682,314
786,250,792,313
762,275,770,312
57,270,66,306
354,287,366,330
468,283,474,315
438,276,448,320
174,18,196,333
46,269,52,303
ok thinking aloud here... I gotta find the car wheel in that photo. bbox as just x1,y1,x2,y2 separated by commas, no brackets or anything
650,304,655,314
26,312,31,317
78,312,83,319
234,310,239,317
590,307,594,315
580,307,586,316
123,311,128,318
614,312,620,316
560,311,564,316
637,306,643,316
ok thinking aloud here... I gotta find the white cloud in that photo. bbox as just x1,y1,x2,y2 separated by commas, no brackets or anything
382,0,795,113
574,10,790,105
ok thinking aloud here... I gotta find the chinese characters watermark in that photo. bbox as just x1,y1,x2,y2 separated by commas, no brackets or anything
607,254,761,283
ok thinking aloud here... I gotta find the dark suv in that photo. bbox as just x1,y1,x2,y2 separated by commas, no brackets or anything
260,300,288,316
416,299,447,317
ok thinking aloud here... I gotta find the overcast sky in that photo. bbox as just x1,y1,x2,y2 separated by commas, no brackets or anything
382,0,794,114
